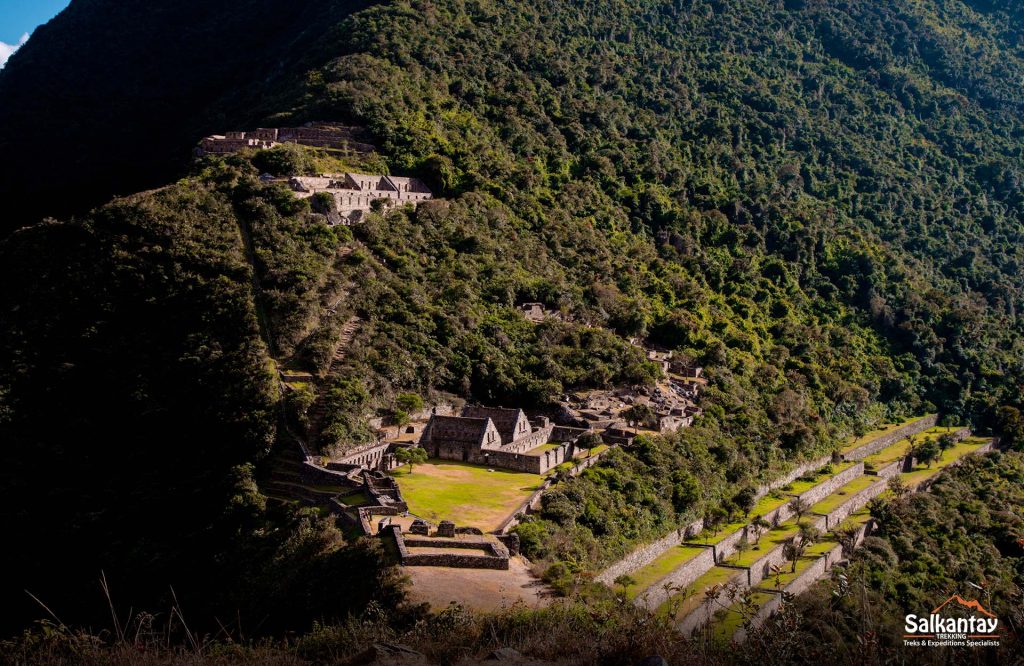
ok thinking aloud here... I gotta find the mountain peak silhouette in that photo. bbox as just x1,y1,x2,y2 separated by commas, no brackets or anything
932,595,996,618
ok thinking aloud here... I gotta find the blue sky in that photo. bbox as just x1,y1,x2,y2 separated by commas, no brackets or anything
1,0,69,42
1,0,70,65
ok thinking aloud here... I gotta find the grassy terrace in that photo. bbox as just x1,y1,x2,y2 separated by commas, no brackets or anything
861,425,965,471
900,437,991,488
710,590,776,643
622,545,710,599
656,565,742,622
391,459,543,530
712,539,840,642
689,493,790,546
725,517,805,567
862,438,912,470
525,443,561,455
808,474,879,515
781,461,856,495
839,415,931,455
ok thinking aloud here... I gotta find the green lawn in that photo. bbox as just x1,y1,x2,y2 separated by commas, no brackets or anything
390,459,543,530
840,415,931,455
338,491,372,507
808,475,880,515
527,443,561,454
622,545,710,599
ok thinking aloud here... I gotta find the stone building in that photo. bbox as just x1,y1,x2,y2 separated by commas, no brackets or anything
288,172,433,224
418,406,572,474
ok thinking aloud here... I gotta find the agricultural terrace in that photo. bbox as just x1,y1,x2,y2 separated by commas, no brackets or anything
390,459,543,530
839,415,931,455
655,565,741,622
900,436,993,488
620,545,709,599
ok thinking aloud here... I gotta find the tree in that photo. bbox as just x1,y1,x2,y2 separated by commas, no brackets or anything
704,506,729,540
937,433,957,451
887,474,910,501
784,523,821,572
624,403,656,429
734,486,758,518
395,446,428,473
836,524,861,557
788,497,810,523
916,439,941,468
749,515,771,546
396,392,424,414
613,574,636,598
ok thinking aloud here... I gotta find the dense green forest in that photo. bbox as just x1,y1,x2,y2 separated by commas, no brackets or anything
1,0,1023,656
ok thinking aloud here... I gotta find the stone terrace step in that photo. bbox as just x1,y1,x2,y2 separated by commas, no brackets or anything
628,461,862,610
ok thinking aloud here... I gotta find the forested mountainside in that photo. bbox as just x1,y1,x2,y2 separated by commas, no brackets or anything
1,0,1023,650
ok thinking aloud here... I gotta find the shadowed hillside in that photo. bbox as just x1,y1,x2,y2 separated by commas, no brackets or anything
0,0,1022,650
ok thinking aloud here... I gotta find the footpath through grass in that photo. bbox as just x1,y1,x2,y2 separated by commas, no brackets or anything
391,459,543,530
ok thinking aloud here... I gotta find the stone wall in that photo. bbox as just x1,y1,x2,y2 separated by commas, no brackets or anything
820,478,887,530
390,527,510,570
790,462,864,507
735,542,844,642
676,569,747,636
757,455,832,498
596,517,705,585
842,414,938,461
298,460,361,490
745,514,828,587
634,546,715,611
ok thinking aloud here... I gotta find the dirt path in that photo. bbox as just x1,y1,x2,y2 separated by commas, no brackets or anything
403,557,553,612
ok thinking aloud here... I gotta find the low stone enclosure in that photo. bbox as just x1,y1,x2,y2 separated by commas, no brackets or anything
385,524,518,570
591,416,994,643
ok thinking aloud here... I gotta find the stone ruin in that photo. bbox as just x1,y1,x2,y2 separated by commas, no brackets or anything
288,172,432,224
197,123,375,155
417,405,580,474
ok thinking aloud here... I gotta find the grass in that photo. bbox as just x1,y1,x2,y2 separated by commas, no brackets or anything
338,491,371,507
808,475,880,515
711,589,776,643
691,493,790,545
840,415,931,454
656,565,742,622
526,443,561,455
899,437,991,488
390,459,543,530
783,461,856,495
727,517,805,567
621,545,710,599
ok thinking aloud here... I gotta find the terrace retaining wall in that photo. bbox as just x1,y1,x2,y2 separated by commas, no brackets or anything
735,542,844,642
789,462,864,507
819,478,887,530
595,517,705,586
635,545,716,611
676,569,748,637
842,415,938,461
745,514,828,587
